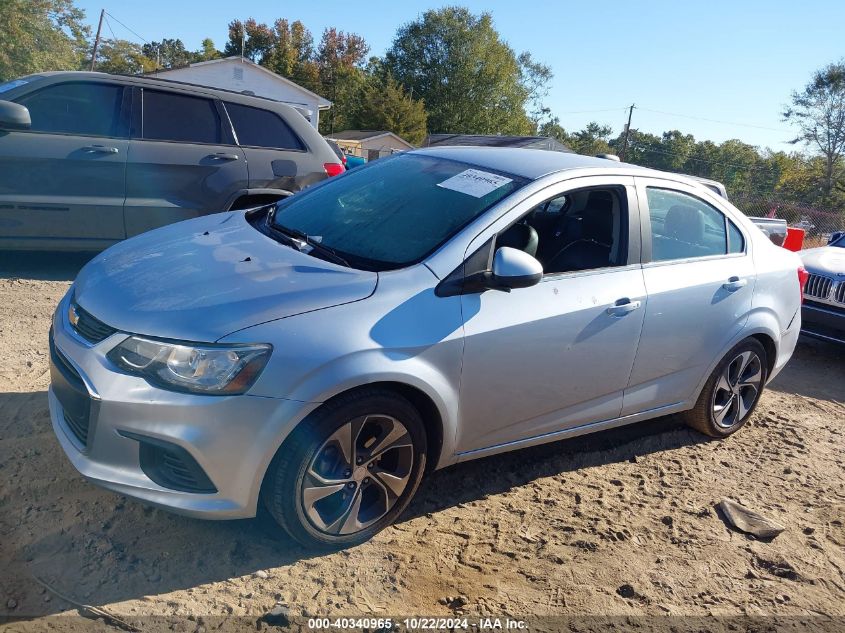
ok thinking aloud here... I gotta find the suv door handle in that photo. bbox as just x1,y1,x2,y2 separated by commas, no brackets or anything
208,152,239,161
606,298,642,316
722,276,748,292
82,145,119,154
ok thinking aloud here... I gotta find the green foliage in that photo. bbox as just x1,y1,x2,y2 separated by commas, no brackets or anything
0,0,89,81
382,7,550,135
348,75,427,145
142,38,192,69
196,38,221,62
783,60,845,198
92,38,155,75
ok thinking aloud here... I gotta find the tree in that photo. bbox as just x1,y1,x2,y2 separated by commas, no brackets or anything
0,0,89,81
93,38,154,75
263,19,320,93
350,74,427,145
142,38,191,69
316,28,370,134
383,7,551,135
195,38,221,62
223,19,275,62
783,61,845,198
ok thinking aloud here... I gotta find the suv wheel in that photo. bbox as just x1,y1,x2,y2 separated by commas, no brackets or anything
262,388,427,549
682,338,768,438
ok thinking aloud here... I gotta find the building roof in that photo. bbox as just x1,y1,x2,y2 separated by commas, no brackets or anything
424,134,571,153
149,56,331,108
328,130,415,148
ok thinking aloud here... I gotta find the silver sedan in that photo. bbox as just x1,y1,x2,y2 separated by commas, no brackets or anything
49,147,804,548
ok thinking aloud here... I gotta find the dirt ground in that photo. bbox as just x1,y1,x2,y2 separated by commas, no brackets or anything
1,251,844,630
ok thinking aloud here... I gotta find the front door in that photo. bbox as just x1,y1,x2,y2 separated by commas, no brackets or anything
456,177,646,455
124,88,248,237
622,178,756,415
0,81,129,247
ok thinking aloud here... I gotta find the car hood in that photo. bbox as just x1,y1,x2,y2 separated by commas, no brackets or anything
800,246,845,274
72,212,377,341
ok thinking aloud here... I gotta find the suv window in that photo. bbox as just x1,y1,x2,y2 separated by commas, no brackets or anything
646,188,728,261
142,90,221,144
17,82,125,137
224,102,305,150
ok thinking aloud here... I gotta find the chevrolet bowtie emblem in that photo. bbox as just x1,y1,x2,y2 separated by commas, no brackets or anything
68,303,80,327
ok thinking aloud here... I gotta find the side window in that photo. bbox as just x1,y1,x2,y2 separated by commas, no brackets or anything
646,188,727,262
728,219,745,254
495,186,628,275
224,102,305,150
142,90,221,144
16,82,125,137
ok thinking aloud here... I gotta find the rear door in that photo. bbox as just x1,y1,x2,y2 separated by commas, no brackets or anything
0,81,129,247
623,178,755,415
124,88,247,237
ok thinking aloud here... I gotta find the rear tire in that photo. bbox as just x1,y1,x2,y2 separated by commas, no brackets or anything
261,388,427,549
682,338,768,438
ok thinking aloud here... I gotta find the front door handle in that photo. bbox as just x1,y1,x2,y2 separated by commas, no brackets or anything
722,276,748,292
82,145,119,154
606,298,642,316
208,152,239,161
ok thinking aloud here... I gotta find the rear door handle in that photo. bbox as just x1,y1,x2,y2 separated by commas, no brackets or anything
722,276,748,292
82,145,119,154
606,298,642,316
208,152,239,161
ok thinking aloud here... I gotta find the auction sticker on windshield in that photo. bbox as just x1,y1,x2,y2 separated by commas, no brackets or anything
437,169,513,198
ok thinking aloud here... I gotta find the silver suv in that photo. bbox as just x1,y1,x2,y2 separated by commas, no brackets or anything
0,71,342,251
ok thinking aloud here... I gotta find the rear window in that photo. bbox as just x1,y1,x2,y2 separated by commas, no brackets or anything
142,90,221,144
270,154,526,270
224,102,305,151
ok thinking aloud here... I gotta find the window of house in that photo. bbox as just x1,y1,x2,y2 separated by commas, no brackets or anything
494,186,628,275
142,90,221,144
646,188,728,261
17,82,125,137
224,102,305,150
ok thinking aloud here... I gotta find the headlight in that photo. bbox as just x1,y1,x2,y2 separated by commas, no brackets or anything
107,336,272,395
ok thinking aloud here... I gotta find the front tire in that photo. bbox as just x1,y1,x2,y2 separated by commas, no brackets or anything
682,338,768,438
262,388,427,549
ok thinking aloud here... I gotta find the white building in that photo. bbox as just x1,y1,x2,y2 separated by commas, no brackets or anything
149,57,331,129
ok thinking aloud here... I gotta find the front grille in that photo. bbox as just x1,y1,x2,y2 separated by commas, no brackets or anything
126,433,217,494
804,273,834,300
63,410,89,445
835,282,845,305
70,301,116,343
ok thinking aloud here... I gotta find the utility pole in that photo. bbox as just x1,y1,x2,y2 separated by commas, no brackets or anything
619,103,635,161
90,9,105,71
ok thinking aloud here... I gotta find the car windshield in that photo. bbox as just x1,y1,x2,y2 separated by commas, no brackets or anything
269,153,526,271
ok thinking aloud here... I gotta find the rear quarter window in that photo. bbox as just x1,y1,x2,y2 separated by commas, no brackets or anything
224,102,305,151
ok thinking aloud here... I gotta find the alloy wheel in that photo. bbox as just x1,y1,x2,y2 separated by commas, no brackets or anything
300,414,415,535
711,350,763,429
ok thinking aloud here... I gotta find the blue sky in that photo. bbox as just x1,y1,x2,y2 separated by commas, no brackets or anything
75,0,845,152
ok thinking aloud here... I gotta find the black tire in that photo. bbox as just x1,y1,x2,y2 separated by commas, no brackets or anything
261,388,427,549
681,338,768,438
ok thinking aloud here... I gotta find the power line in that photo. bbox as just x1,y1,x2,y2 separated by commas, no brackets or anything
635,106,792,134
556,107,629,115
103,11,150,44
103,14,117,41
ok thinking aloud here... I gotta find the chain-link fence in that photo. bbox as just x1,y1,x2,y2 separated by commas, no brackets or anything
732,196,844,249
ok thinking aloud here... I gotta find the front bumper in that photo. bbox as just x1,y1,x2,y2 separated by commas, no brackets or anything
48,291,319,519
801,301,845,345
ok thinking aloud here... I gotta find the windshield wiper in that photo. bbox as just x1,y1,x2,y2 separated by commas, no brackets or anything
266,218,351,268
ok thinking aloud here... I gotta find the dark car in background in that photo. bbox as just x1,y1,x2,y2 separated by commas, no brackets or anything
800,231,845,344
0,72,343,251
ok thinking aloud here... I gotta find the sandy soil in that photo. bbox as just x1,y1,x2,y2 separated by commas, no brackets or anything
1,252,844,630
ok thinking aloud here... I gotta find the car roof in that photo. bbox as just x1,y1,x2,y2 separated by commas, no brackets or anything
413,146,651,180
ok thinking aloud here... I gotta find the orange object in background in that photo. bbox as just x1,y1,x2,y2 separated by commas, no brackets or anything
783,227,805,251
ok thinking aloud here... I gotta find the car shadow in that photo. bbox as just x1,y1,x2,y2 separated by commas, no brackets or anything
767,336,845,403
0,251,96,281
6,388,705,618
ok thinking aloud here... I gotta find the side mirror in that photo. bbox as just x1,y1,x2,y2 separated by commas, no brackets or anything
829,231,843,245
491,247,543,290
0,100,31,130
